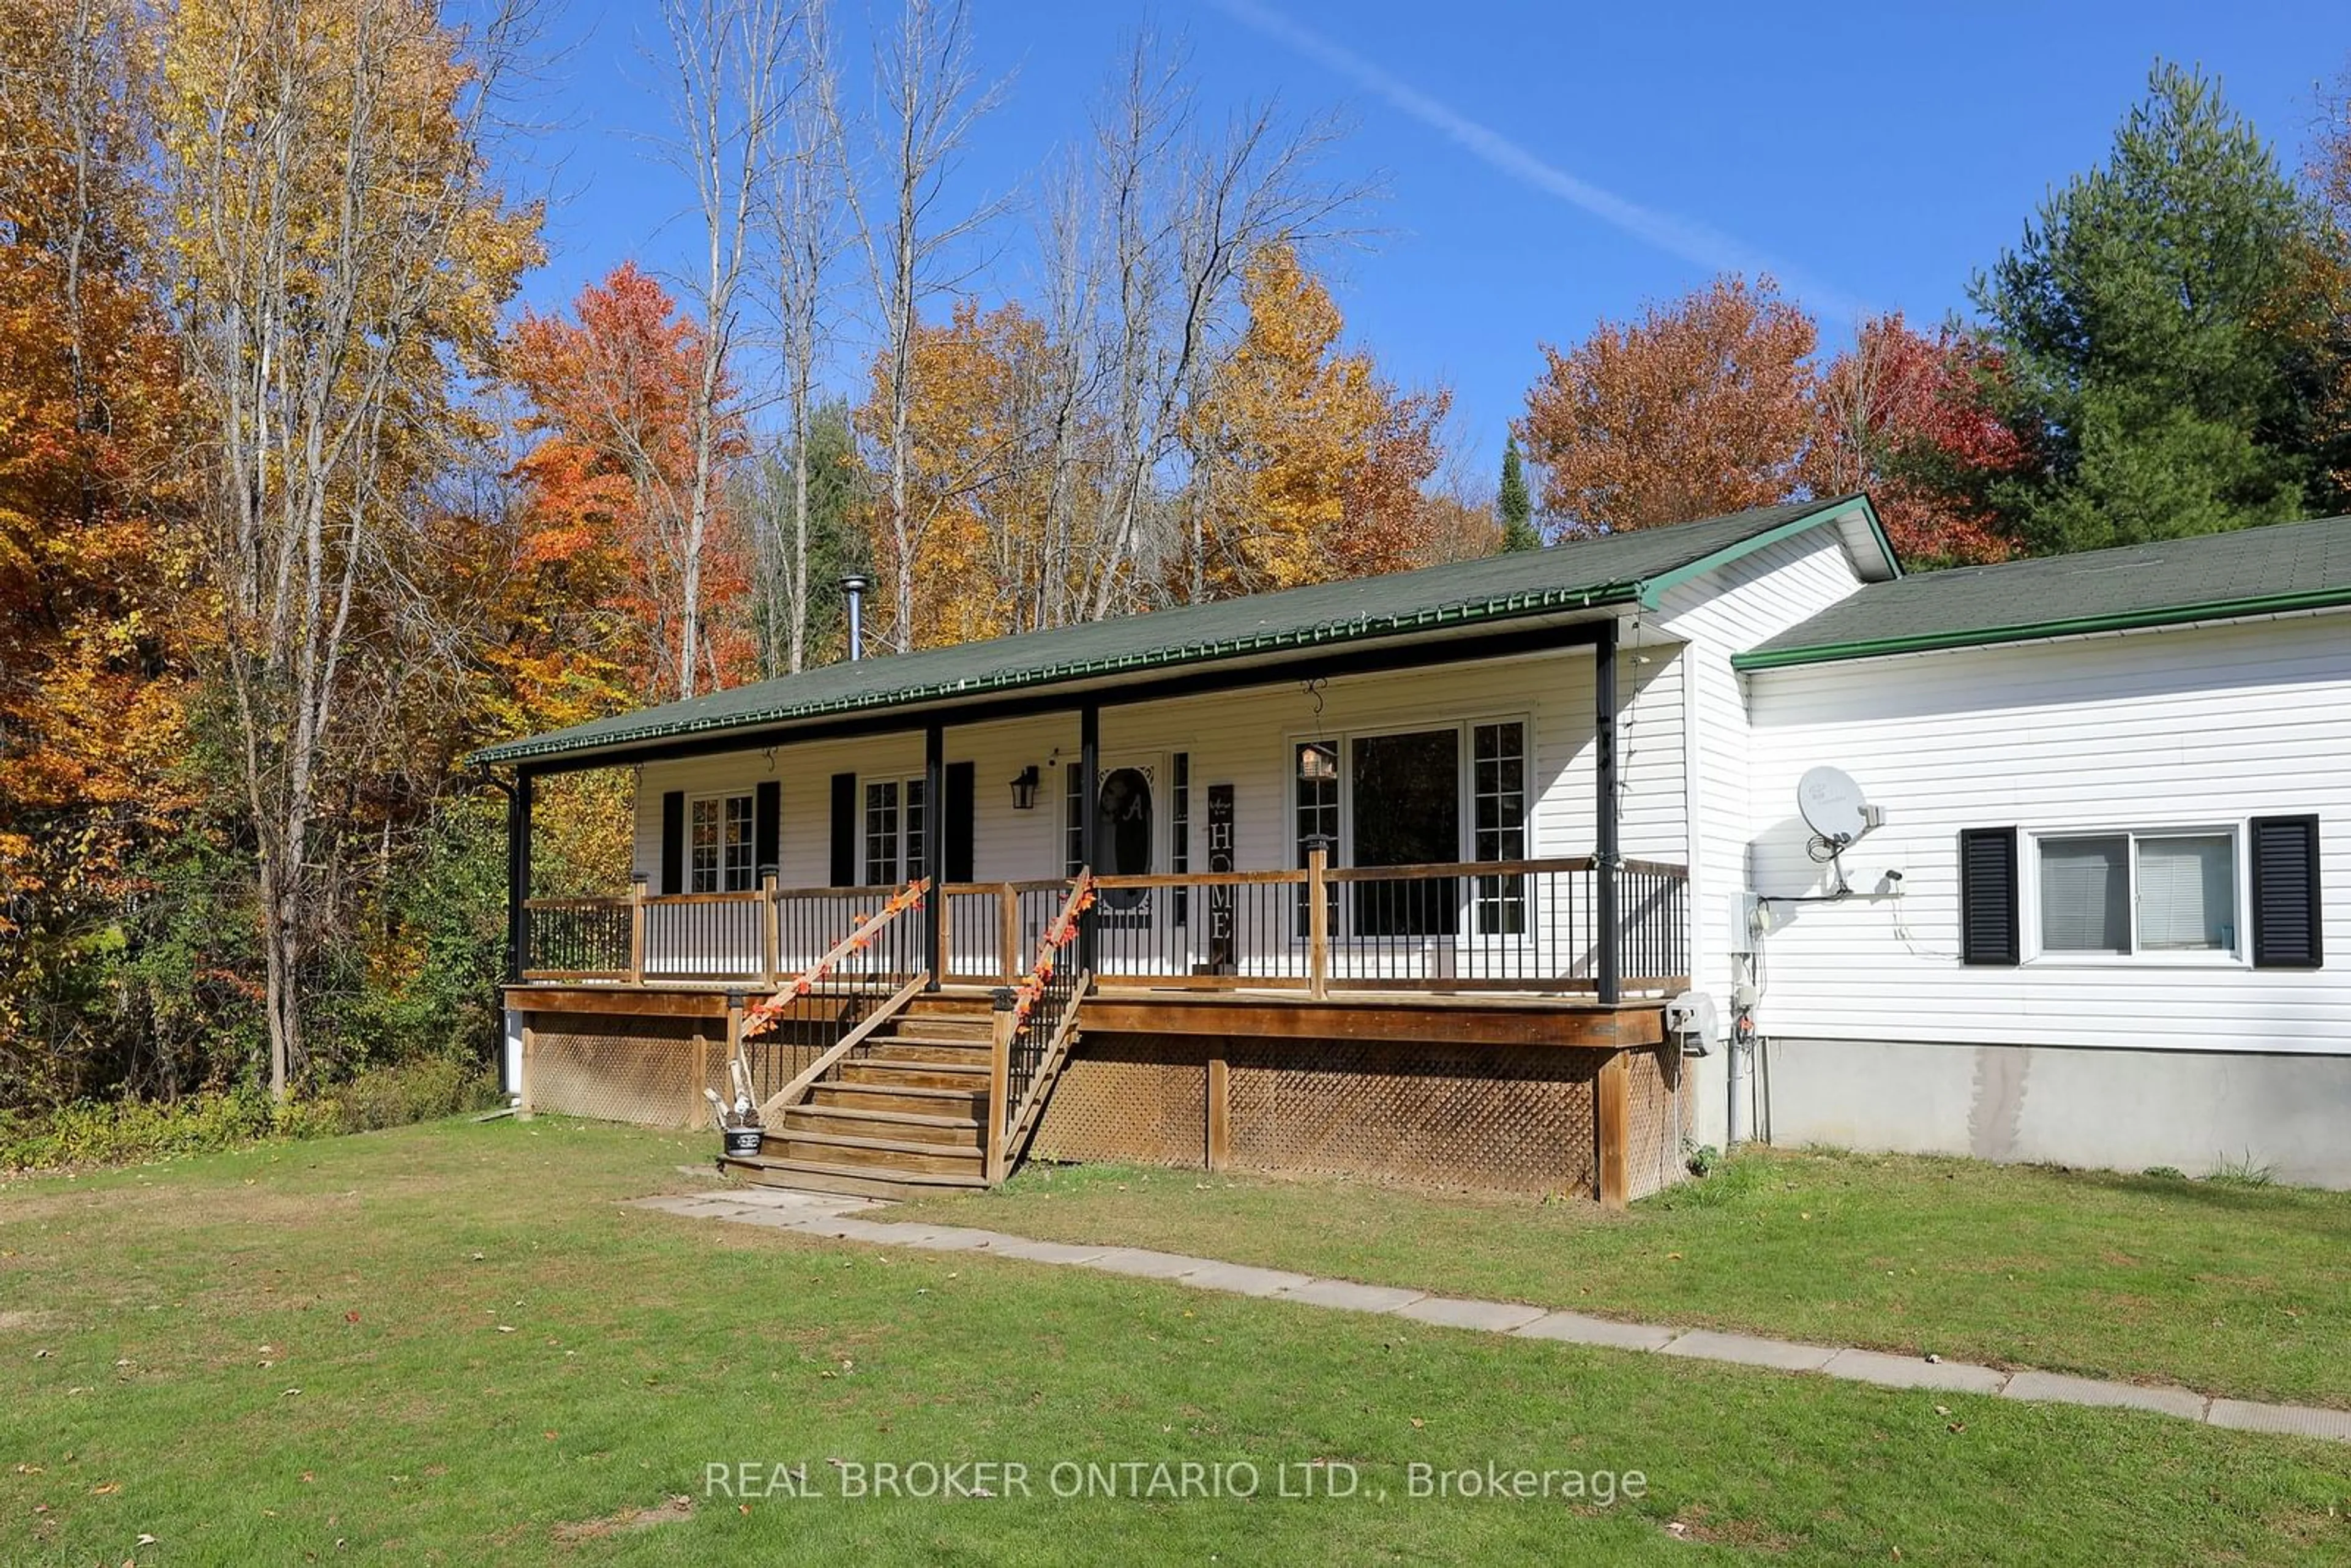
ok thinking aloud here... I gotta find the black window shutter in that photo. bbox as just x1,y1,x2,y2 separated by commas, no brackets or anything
659,790,686,895
829,772,858,887
1959,827,2019,966
2251,815,2323,969
944,761,976,884
754,779,781,880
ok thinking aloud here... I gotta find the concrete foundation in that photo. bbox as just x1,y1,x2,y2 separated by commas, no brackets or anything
1750,1036,2351,1189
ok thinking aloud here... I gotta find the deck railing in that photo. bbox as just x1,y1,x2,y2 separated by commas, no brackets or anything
747,879,931,1120
523,857,1689,997
986,874,1094,1180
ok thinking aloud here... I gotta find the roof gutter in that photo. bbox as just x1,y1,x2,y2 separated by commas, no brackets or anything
1732,587,2351,671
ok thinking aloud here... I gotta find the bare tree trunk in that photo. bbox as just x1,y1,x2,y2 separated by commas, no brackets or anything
1062,34,1363,621
165,0,531,1098
751,3,842,672
661,0,795,697
827,0,1002,655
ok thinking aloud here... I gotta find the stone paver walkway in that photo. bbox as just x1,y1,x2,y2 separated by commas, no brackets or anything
635,1185,2351,1446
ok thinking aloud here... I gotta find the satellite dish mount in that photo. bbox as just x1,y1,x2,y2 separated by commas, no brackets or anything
1796,766,1882,893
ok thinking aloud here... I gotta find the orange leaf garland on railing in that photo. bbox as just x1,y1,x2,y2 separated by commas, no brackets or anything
743,877,930,1038
1011,875,1094,1022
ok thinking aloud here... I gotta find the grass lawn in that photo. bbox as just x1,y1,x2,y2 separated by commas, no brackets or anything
898,1147,2351,1409
0,1122,2343,1565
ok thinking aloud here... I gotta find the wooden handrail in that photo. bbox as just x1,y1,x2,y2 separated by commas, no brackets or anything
756,972,929,1122
551,860,1688,910
760,877,930,1008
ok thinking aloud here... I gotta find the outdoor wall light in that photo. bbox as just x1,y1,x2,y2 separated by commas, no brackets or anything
1010,765,1041,811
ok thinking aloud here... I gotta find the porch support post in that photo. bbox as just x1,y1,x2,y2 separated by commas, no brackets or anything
1595,1048,1630,1208
1078,702,1100,975
1594,620,1621,1006
985,987,1014,1183
924,721,946,989
506,768,534,986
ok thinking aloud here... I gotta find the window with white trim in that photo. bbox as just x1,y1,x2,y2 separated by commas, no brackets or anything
863,777,927,885
1288,718,1532,938
689,792,756,893
2034,829,2238,957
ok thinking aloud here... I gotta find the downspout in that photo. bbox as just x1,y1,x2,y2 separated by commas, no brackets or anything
476,766,531,1098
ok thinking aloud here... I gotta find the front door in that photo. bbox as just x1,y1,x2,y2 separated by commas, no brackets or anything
1094,762,1157,921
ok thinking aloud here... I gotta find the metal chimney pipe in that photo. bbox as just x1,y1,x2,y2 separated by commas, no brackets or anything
840,573,870,661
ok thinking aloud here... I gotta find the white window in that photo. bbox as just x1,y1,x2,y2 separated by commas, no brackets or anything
864,777,926,885
2033,829,2238,959
689,792,756,893
1288,717,1532,938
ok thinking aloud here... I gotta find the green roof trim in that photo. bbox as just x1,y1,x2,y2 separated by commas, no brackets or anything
475,496,1878,768
1736,514,2351,672
1637,494,1897,609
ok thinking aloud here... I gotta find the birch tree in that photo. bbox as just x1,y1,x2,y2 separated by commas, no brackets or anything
759,1,842,675
827,0,1004,654
659,0,797,696
1071,35,1365,618
160,0,538,1098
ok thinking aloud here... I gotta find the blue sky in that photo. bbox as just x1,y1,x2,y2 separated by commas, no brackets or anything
513,0,2347,479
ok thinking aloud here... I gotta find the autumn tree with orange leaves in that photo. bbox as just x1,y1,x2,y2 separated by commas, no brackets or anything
508,264,757,703
0,0,197,1103
1519,275,1817,535
1185,245,1449,594
1804,315,2025,566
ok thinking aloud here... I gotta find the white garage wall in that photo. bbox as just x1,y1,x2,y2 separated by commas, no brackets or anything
1651,527,1874,1017
1741,611,2351,1054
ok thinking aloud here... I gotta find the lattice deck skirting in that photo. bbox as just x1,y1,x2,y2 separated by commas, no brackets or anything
1029,1033,1683,1199
519,1007,1685,1201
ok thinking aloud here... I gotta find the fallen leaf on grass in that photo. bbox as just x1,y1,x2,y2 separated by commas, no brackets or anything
1409,1418,1425,1430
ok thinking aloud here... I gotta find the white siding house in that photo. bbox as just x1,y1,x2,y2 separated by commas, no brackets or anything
483,497,2351,1190
1698,518,2351,1185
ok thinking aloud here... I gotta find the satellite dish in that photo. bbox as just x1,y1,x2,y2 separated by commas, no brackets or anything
1798,766,1871,846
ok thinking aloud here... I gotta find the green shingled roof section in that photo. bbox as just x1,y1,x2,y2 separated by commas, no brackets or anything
475,494,1877,767
1736,513,2351,671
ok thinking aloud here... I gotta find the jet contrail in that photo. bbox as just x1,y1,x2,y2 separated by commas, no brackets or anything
1207,0,1870,324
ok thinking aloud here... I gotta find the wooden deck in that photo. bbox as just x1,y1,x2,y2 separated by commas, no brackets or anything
506,978,1681,1204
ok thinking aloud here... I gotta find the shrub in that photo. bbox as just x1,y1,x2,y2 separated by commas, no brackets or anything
1,1058,502,1171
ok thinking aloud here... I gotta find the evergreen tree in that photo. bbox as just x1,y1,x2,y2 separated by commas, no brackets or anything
1497,436,1540,550
1973,61,2331,552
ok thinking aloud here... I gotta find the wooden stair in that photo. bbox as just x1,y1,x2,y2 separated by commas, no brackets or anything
722,992,1005,1201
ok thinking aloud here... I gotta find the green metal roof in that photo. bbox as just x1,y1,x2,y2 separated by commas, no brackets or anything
1736,513,2351,671
477,495,1887,768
